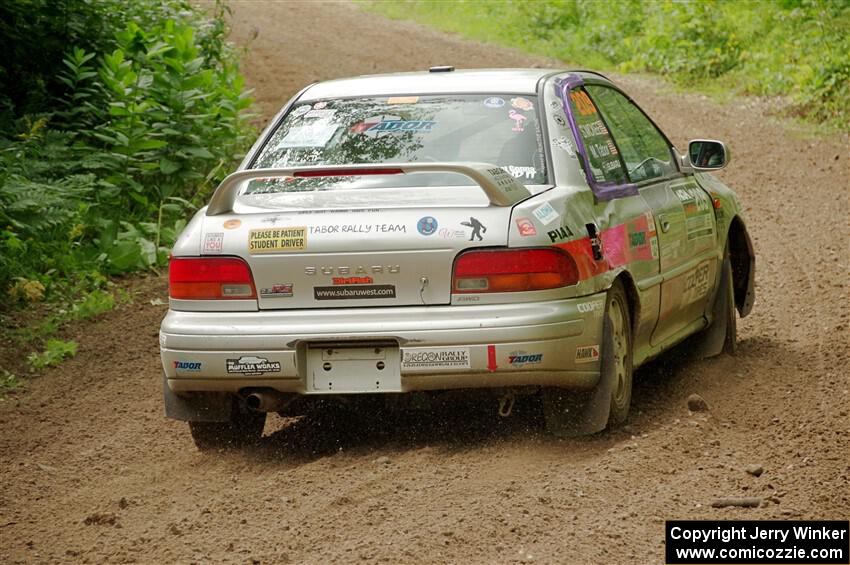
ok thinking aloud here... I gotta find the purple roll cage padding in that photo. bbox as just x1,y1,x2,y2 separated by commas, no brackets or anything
554,76,638,201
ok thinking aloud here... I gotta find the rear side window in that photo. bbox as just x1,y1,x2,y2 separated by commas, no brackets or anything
584,85,676,183
566,88,628,184
250,95,547,191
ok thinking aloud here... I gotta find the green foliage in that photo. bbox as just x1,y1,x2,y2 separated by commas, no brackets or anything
8,287,118,346
70,289,116,320
27,339,78,370
1,370,22,394
0,0,253,308
364,0,850,128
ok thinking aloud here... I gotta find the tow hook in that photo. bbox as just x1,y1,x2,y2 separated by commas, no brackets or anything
498,391,516,418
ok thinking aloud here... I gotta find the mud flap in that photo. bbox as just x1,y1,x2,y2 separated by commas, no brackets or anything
543,309,615,437
693,252,733,359
163,374,232,422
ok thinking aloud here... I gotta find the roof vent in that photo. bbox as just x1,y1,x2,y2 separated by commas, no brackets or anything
429,66,455,73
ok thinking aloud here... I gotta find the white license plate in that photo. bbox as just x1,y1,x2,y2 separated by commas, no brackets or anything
306,344,401,393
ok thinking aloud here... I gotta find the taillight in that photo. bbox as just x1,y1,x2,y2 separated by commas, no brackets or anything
169,257,257,300
452,248,579,293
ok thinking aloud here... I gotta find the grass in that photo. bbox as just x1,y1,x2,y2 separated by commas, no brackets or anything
360,0,849,132
27,339,78,370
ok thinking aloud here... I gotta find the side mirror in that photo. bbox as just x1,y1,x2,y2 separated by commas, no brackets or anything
688,139,730,170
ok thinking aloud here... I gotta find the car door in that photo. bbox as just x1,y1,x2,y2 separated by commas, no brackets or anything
561,84,661,356
583,84,718,346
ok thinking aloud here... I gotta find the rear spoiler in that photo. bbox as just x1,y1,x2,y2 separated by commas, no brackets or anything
205,162,532,215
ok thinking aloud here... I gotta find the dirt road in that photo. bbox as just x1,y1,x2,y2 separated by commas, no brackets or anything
1,2,848,563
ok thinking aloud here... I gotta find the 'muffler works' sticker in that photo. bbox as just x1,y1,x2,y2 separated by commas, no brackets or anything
402,348,471,370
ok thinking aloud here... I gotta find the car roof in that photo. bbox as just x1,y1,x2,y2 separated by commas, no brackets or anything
298,68,610,100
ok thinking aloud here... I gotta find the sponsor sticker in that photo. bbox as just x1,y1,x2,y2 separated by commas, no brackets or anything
365,119,436,133
487,344,497,372
577,300,604,314
508,109,527,132
516,217,537,236
314,285,396,300
547,226,575,243
569,90,597,116
401,348,471,370
332,276,373,285
203,232,224,254
630,231,647,248
248,227,307,254
312,101,328,110
260,283,293,298
438,227,465,239
504,165,537,179
460,217,487,241
532,202,560,225
681,261,712,305
575,345,600,364
675,185,715,241
417,216,438,235
508,351,543,367
304,108,336,119
173,360,201,372
483,96,505,108
387,96,419,104
511,97,534,111
552,136,576,157
226,356,282,376
578,120,609,138
279,123,337,147
223,219,242,230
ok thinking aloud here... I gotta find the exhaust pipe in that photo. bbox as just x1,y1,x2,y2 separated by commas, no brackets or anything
245,390,292,412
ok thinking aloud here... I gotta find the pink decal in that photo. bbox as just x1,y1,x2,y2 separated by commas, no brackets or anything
516,217,537,236
508,110,527,132
601,223,628,268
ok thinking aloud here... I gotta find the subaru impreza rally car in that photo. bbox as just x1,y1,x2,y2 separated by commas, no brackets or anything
160,67,754,449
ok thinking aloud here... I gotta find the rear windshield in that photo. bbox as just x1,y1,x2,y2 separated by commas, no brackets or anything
249,95,547,192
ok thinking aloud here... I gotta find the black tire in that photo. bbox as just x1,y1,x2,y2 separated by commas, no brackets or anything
542,279,633,436
188,399,266,450
719,251,738,355
603,280,633,427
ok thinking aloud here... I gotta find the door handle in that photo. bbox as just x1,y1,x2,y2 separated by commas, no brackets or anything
658,214,671,233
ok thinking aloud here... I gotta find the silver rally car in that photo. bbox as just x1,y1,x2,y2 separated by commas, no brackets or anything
160,67,755,449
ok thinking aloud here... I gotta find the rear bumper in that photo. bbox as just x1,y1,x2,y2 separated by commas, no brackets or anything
160,294,607,394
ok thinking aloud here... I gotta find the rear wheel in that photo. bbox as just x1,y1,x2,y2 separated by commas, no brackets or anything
605,282,633,426
543,279,633,436
188,399,266,450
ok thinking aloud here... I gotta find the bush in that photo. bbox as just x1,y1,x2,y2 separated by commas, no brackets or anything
0,0,254,306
